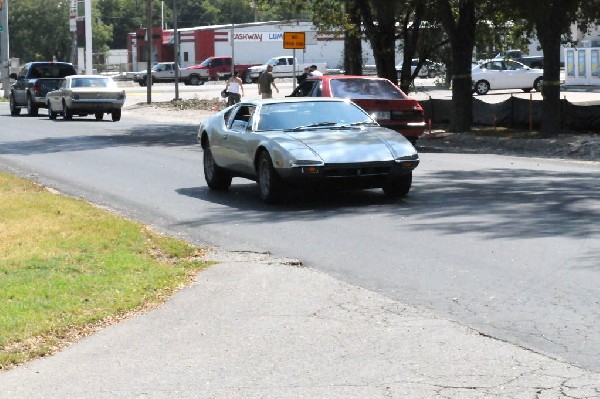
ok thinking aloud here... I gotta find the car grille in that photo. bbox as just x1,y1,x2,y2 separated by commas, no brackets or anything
322,165,391,178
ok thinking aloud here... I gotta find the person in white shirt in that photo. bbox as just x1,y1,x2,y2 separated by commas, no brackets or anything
225,71,244,106
309,64,323,76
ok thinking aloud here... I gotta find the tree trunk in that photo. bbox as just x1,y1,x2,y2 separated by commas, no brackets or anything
358,0,398,82
371,31,400,82
398,4,424,92
535,4,570,138
438,0,476,132
538,32,562,137
344,0,363,75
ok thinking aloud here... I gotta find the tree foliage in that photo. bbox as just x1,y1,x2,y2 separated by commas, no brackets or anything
8,0,73,61
9,0,112,63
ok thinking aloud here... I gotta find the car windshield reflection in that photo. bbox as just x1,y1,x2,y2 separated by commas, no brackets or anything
330,78,407,100
256,101,375,131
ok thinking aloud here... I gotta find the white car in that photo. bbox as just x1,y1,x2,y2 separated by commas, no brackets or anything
46,75,125,121
396,59,442,79
472,59,543,95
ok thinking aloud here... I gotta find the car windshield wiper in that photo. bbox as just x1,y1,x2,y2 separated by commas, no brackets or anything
338,121,379,128
285,122,338,132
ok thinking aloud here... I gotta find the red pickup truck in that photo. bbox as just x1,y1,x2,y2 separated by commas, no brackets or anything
182,56,257,85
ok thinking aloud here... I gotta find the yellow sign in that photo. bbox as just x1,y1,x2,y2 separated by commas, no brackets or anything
283,32,305,50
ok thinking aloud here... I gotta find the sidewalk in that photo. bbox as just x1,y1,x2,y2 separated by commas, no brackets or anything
1,250,599,398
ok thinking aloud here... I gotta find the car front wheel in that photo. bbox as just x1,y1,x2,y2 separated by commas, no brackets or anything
95,112,104,121
189,75,200,85
383,173,412,198
257,151,283,203
111,109,121,122
9,94,21,116
203,146,232,190
474,80,490,95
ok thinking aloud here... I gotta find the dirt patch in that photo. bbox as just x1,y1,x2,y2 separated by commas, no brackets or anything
419,127,600,162
123,99,222,124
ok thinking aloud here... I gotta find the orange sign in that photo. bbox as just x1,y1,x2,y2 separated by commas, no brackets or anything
283,32,306,50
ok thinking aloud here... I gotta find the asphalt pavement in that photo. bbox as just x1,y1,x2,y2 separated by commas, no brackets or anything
1,80,600,398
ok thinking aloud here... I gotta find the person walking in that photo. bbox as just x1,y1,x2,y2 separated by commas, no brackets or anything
258,65,279,99
225,71,244,106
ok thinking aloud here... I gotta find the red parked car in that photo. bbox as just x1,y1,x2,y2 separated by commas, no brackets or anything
289,75,425,144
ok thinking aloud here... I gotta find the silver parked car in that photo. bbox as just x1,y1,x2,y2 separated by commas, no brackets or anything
197,98,420,203
46,75,126,121
472,59,543,95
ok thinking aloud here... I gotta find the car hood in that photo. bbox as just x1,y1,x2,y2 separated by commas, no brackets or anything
285,127,407,163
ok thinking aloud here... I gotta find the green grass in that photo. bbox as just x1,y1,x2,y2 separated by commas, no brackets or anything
0,172,211,370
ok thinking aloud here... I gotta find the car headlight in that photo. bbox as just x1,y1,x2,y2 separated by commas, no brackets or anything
395,153,419,169
289,159,323,167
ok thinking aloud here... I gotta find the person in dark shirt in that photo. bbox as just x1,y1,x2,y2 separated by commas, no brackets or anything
257,65,279,99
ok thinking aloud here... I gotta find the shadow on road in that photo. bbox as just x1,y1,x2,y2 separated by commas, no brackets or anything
177,166,600,245
0,122,199,155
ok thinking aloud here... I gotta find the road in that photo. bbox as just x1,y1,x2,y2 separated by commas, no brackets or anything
0,101,599,374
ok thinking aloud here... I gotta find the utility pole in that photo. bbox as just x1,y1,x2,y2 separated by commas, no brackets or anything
0,0,10,98
146,0,152,104
85,0,92,73
173,0,179,100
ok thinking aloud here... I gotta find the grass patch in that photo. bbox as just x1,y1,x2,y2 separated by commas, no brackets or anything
0,172,211,370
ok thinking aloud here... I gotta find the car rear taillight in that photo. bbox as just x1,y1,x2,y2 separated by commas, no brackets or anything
33,81,41,96
117,92,125,100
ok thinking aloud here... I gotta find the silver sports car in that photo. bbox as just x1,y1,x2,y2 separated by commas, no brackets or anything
197,98,419,203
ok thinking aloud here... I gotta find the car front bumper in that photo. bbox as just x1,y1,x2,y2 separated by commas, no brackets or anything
276,159,419,188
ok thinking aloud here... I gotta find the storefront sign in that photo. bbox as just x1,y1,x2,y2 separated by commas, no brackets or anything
232,32,284,42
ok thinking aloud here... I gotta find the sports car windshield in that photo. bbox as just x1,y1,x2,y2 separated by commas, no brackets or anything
330,78,407,100
257,101,375,131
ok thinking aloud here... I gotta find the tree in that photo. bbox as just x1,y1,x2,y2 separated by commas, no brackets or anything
342,0,362,75
356,0,399,82
397,1,426,92
508,0,600,137
9,0,112,65
97,0,153,49
8,0,72,61
309,0,363,75
436,0,476,132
